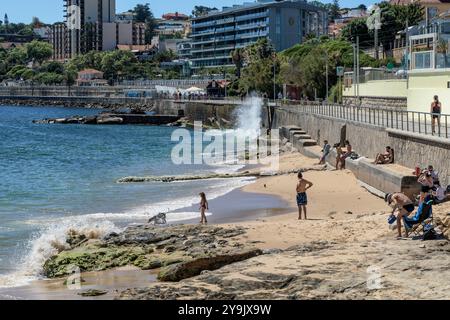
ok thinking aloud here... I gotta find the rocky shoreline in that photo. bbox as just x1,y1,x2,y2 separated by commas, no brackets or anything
41,211,450,300
0,98,155,110
43,224,263,283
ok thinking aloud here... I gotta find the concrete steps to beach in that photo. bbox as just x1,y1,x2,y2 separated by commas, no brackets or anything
278,126,421,199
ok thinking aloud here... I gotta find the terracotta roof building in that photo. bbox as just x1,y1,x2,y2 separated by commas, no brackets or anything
162,12,189,21
76,69,108,86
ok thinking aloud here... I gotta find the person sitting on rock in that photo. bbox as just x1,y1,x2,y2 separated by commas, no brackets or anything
374,146,394,165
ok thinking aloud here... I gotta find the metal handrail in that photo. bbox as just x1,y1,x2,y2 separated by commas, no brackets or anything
285,104,450,139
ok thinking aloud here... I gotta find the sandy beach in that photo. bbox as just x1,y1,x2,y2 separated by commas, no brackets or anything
2,149,450,300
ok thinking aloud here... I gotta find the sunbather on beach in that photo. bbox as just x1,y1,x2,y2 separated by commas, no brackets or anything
334,143,343,170
418,171,434,204
339,140,352,169
385,192,415,238
296,172,313,220
374,146,394,164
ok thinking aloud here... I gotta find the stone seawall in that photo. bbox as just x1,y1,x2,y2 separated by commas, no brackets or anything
268,107,450,185
0,98,241,127
0,96,155,109
153,100,240,128
343,96,407,109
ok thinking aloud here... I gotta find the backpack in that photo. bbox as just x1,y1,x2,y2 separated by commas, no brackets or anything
423,225,437,241
350,152,360,160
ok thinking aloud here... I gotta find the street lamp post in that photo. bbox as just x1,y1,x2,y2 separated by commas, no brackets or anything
325,50,329,102
273,53,276,103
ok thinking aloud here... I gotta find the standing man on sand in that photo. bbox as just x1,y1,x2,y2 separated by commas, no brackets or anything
296,172,314,220
385,192,415,239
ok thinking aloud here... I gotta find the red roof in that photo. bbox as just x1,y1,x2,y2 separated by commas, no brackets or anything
162,12,189,20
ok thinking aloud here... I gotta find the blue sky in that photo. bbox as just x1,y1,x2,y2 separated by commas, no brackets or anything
0,0,377,24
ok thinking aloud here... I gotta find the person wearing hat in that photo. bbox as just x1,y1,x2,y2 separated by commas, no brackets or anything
385,192,415,239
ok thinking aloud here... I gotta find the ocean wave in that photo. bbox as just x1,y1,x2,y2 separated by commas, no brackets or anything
0,176,255,289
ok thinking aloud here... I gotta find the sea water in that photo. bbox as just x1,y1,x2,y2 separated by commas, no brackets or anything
0,100,263,288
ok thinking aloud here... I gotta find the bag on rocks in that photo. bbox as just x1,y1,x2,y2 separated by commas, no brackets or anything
350,152,360,160
423,225,437,241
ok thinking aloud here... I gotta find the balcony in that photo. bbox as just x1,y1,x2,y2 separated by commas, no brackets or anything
190,54,232,61
191,44,235,54
235,11,268,22
235,31,268,40
235,21,268,31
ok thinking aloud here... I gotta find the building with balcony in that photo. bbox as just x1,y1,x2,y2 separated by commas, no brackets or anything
190,0,328,70
51,0,149,60
177,39,193,59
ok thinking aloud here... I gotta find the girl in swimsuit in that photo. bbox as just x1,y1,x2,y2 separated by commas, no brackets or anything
199,192,209,225
431,95,442,135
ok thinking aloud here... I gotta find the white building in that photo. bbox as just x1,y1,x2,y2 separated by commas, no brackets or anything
52,0,146,59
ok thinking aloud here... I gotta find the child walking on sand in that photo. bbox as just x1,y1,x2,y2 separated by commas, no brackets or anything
296,172,313,220
199,192,209,224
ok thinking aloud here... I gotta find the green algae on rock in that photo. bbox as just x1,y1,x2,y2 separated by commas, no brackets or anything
42,224,259,282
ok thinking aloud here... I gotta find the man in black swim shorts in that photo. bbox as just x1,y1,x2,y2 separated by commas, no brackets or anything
385,192,415,238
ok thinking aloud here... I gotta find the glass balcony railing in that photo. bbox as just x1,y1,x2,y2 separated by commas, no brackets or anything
191,44,235,54
235,21,268,31
235,31,268,40
235,11,268,22
191,55,232,61
192,20,216,28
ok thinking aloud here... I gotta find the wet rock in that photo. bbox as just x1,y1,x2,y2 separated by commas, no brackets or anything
157,248,263,282
78,289,108,297
43,224,260,280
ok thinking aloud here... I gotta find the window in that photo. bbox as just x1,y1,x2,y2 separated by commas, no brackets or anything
414,51,432,69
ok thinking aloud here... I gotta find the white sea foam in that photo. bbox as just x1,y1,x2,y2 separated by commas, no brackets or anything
0,176,255,289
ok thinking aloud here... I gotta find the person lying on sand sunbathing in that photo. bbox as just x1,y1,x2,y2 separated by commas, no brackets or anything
385,192,415,239
296,172,313,220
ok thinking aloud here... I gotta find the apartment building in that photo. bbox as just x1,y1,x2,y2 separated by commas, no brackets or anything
190,0,328,70
51,0,147,60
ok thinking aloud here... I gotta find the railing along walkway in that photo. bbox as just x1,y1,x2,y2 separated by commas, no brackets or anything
280,104,450,139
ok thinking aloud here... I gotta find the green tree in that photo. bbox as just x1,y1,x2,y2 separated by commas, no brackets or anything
358,4,367,11
340,17,372,48
191,6,217,18
132,3,156,43
64,65,77,96
329,0,342,22
33,72,64,85
100,50,139,83
41,61,64,74
25,40,53,65
279,38,377,100
237,39,280,98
